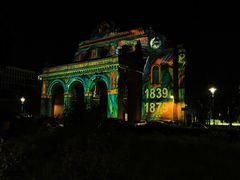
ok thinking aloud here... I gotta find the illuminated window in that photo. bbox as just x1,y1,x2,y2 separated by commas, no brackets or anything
91,49,98,59
151,65,160,84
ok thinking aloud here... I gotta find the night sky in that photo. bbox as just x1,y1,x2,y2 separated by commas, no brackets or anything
1,2,239,107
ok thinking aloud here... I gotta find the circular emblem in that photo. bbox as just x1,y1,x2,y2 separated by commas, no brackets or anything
150,36,162,49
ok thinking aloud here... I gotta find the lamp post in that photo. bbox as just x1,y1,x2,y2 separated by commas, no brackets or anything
170,95,176,121
20,97,25,113
209,87,217,126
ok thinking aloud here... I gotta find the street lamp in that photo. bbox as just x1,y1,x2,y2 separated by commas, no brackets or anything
209,87,217,125
20,97,25,113
170,95,176,121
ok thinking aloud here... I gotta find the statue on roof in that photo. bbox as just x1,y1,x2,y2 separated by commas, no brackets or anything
91,21,119,39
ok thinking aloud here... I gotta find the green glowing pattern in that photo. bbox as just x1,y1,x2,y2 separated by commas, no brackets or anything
40,26,185,122
142,48,186,121
39,57,120,118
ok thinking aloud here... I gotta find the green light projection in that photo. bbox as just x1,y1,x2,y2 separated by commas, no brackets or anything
142,48,185,121
40,55,120,118
40,27,185,122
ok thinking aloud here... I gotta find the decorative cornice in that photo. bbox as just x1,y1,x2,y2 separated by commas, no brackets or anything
40,57,120,80
80,28,145,48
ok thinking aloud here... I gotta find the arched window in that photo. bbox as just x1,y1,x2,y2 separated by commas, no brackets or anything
151,65,160,84
91,48,98,59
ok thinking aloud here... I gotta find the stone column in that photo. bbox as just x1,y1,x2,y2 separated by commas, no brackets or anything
64,93,72,113
40,95,52,117
107,89,118,118
40,97,47,117
84,91,92,110
48,96,53,117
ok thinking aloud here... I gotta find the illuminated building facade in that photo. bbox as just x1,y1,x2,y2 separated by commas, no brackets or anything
39,22,186,123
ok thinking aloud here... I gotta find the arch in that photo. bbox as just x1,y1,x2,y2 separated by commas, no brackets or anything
88,74,110,91
90,79,108,119
67,79,85,110
47,79,67,96
151,65,161,84
67,77,86,93
51,83,64,118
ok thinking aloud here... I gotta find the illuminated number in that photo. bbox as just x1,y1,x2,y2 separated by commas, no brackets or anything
156,88,162,98
150,103,155,112
145,102,166,113
145,89,149,99
145,103,149,113
150,88,155,99
156,102,162,112
162,88,168,98
145,88,168,99
161,103,167,113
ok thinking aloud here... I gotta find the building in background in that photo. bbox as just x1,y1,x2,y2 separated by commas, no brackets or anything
0,66,41,115
39,22,186,123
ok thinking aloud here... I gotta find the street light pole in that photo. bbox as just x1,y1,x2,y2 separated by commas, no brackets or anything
227,106,231,128
20,97,25,113
209,87,217,126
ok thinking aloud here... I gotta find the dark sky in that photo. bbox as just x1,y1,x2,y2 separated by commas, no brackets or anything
1,2,239,105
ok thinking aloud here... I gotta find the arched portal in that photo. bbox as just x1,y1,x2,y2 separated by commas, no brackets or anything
69,81,85,111
151,65,160,84
52,84,64,118
91,79,108,118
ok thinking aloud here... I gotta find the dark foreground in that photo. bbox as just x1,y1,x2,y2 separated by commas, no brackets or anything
1,119,240,180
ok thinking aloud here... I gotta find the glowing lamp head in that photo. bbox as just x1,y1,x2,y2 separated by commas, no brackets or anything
20,97,25,104
209,87,217,97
